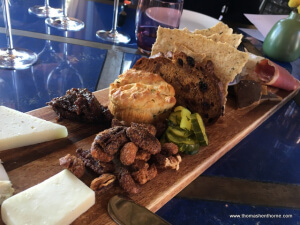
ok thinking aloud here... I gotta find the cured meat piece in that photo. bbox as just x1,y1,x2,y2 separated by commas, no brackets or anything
255,59,300,91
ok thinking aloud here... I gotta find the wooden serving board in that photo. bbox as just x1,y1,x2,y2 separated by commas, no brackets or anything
0,87,298,225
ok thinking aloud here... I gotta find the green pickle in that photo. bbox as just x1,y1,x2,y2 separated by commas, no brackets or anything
178,143,200,155
166,128,198,145
175,106,192,131
168,126,193,138
162,106,209,154
168,111,181,125
191,113,208,146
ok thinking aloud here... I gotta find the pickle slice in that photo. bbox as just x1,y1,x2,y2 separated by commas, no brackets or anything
168,111,181,125
178,143,200,155
191,113,208,146
168,126,193,138
168,106,192,131
165,128,198,145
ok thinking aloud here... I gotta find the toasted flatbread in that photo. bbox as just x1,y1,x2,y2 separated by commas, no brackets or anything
174,43,206,63
206,33,243,48
151,26,248,92
193,22,233,36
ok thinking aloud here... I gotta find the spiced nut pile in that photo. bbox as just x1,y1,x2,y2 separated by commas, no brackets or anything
59,121,181,194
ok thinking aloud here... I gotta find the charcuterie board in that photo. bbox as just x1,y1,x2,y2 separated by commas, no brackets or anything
0,87,298,225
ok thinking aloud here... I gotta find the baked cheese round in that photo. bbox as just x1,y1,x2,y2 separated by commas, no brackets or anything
109,69,176,124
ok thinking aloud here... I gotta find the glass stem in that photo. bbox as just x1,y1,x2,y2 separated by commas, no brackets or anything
2,0,14,50
111,0,119,34
45,25,52,47
44,0,50,9
63,0,67,17
63,31,68,61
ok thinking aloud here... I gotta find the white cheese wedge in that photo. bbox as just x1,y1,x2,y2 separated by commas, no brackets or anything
0,161,14,204
0,106,68,151
1,169,95,225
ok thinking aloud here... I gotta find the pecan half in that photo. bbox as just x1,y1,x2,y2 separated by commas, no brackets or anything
90,144,114,163
93,126,128,156
76,148,115,174
120,142,138,166
130,122,157,136
59,154,85,178
126,126,161,155
90,173,116,193
118,168,139,194
131,163,157,185
161,143,178,156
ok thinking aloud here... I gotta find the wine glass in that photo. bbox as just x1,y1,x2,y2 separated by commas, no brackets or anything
0,0,37,69
96,0,131,43
46,32,83,98
28,0,63,18
31,25,62,100
34,25,62,70
45,0,84,31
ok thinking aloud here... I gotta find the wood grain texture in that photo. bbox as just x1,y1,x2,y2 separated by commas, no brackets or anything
0,87,298,225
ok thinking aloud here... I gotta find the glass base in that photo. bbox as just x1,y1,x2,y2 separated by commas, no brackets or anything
45,17,85,31
28,5,63,18
96,30,131,44
0,48,37,70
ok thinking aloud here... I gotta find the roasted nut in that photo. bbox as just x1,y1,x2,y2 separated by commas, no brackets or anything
120,142,138,166
59,154,85,178
166,155,182,170
130,122,157,136
154,154,182,171
90,173,116,193
126,126,161,155
90,145,114,163
131,163,157,185
76,148,115,174
118,168,139,194
92,126,128,156
135,150,151,161
131,160,149,171
161,143,178,156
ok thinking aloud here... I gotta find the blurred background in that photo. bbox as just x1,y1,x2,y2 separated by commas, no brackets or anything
122,0,291,27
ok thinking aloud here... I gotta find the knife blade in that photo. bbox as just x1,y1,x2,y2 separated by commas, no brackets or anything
108,195,171,225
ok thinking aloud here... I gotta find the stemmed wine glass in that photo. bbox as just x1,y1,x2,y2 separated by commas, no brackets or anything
28,0,63,18
31,24,62,99
46,31,83,98
45,0,84,31
96,0,131,43
0,0,37,69
34,25,62,69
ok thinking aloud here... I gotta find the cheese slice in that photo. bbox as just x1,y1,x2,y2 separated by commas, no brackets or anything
0,106,68,151
0,161,14,204
1,169,95,225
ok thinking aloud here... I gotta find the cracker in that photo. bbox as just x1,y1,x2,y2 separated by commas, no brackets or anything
174,43,206,63
193,22,233,36
181,27,190,33
151,26,248,90
206,33,243,48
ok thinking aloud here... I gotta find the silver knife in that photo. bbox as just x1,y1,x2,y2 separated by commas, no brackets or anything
108,195,171,225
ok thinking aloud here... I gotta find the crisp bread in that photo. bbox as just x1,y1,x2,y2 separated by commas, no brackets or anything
151,26,248,89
